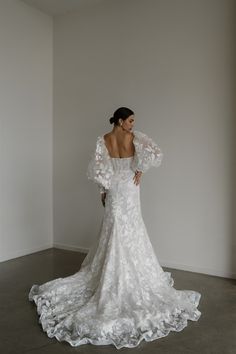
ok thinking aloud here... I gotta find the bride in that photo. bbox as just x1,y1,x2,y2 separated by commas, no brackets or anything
28,107,201,349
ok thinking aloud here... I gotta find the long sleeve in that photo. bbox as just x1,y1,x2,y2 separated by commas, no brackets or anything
98,185,107,194
131,130,163,173
87,136,114,191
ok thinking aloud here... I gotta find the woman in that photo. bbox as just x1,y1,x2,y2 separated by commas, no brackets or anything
29,107,201,349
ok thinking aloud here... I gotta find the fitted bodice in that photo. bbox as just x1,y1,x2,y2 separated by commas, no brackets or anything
110,156,134,172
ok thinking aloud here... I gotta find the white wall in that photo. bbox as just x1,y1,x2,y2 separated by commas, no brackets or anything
53,0,236,278
0,0,53,261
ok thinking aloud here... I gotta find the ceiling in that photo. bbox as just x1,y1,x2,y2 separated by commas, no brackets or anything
21,0,106,16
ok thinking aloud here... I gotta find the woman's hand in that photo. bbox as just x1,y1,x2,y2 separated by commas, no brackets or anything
133,170,142,186
101,192,106,207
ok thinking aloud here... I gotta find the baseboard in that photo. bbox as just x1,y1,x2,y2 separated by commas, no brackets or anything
53,242,236,280
0,243,53,263
2,241,234,279
53,242,89,254
159,259,236,280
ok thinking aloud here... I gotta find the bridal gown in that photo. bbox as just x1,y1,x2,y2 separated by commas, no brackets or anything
28,130,201,349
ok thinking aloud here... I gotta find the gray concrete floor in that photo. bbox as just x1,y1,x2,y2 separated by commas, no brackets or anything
0,248,235,354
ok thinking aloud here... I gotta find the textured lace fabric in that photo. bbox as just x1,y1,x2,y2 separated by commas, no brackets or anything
131,130,163,173
87,135,114,193
28,133,201,349
87,130,163,194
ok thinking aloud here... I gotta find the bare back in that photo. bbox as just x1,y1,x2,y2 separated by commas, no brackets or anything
103,131,135,158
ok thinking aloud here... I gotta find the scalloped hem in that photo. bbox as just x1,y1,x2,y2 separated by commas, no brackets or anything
29,278,201,350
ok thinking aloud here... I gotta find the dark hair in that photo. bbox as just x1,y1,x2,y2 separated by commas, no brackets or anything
109,107,134,125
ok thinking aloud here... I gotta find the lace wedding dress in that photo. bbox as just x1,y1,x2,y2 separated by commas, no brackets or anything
28,130,201,349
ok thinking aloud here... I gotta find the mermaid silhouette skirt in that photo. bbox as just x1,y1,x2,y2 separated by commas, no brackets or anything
28,156,201,349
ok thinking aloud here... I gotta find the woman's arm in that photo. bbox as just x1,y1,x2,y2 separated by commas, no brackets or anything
87,136,114,191
132,130,163,173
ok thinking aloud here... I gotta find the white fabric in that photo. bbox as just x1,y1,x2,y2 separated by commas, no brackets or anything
87,130,163,194
28,131,201,349
131,130,163,173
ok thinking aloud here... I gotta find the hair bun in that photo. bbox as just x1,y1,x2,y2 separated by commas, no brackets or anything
109,116,114,124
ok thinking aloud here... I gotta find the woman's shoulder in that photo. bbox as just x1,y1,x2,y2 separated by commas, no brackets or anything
132,130,160,150
103,131,134,142
133,129,145,137
100,130,149,145
103,132,110,140
102,132,113,144
132,130,148,142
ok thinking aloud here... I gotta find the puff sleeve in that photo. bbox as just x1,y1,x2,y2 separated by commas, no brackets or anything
87,136,114,193
131,130,163,173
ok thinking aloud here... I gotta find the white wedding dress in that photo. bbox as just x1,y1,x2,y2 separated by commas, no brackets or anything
28,130,201,349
